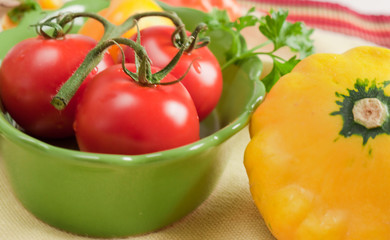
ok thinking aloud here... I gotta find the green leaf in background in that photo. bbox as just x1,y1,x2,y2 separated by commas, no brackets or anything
7,0,40,23
0,0,109,62
285,21,315,58
203,7,258,63
157,1,207,31
232,7,258,32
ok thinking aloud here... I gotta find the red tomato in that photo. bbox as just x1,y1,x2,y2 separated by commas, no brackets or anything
0,35,114,139
123,26,223,121
74,64,200,155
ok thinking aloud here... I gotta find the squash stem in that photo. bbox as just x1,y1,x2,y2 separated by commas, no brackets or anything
352,98,388,129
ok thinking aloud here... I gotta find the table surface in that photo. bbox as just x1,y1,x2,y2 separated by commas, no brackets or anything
0,1,389,239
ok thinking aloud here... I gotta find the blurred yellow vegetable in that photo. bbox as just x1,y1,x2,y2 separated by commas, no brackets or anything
78,0,173,60
38,0,63,9
1,13,17,30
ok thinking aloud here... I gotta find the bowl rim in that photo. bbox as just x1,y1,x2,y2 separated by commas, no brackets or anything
0,104,261,167
0,61,264,167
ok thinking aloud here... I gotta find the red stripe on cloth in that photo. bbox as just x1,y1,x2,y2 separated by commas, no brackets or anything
288,15,390,37
241,0,390,48
246,0,390,21
288,15,390,47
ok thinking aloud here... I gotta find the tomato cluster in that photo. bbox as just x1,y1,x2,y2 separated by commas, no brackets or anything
0,7,223,155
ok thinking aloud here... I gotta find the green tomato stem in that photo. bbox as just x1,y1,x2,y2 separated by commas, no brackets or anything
49,10,190,110
119,11,188,44
51,37,155,110
182,23,209,53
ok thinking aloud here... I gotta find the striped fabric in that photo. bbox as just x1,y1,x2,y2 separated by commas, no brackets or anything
239,0,390,48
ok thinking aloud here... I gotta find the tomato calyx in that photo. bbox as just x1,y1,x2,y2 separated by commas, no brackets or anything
172,22,209,54
33,15,71,39
31,11,114,40
35,10,189,42
116,28,200,87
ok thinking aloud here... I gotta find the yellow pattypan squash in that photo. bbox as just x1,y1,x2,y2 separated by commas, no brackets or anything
244,46,390,240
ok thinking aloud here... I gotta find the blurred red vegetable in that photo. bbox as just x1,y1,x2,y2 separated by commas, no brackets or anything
159,0,241,20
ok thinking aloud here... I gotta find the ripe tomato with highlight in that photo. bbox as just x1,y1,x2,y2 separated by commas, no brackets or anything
74,64,200,155
0,34,114,139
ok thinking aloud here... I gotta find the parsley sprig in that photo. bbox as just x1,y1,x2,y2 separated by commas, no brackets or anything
204,8,314,91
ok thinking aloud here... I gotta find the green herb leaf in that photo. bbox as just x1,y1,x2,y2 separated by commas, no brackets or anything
233,7,258,32
262,56,300,91
205,8,232,31
205,7,258,34
259,9,289,50
261,66,280,93
158,1,315,92
203,8,314,91
259,9,314,58
203,8,248,63
284,22,315,58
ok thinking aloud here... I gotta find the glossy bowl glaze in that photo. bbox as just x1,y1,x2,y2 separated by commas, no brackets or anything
0,4,265,238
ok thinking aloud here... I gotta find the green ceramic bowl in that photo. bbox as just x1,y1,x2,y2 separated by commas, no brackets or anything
0,4,265,238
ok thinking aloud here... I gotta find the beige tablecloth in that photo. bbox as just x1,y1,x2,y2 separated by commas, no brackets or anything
0,2,380,239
